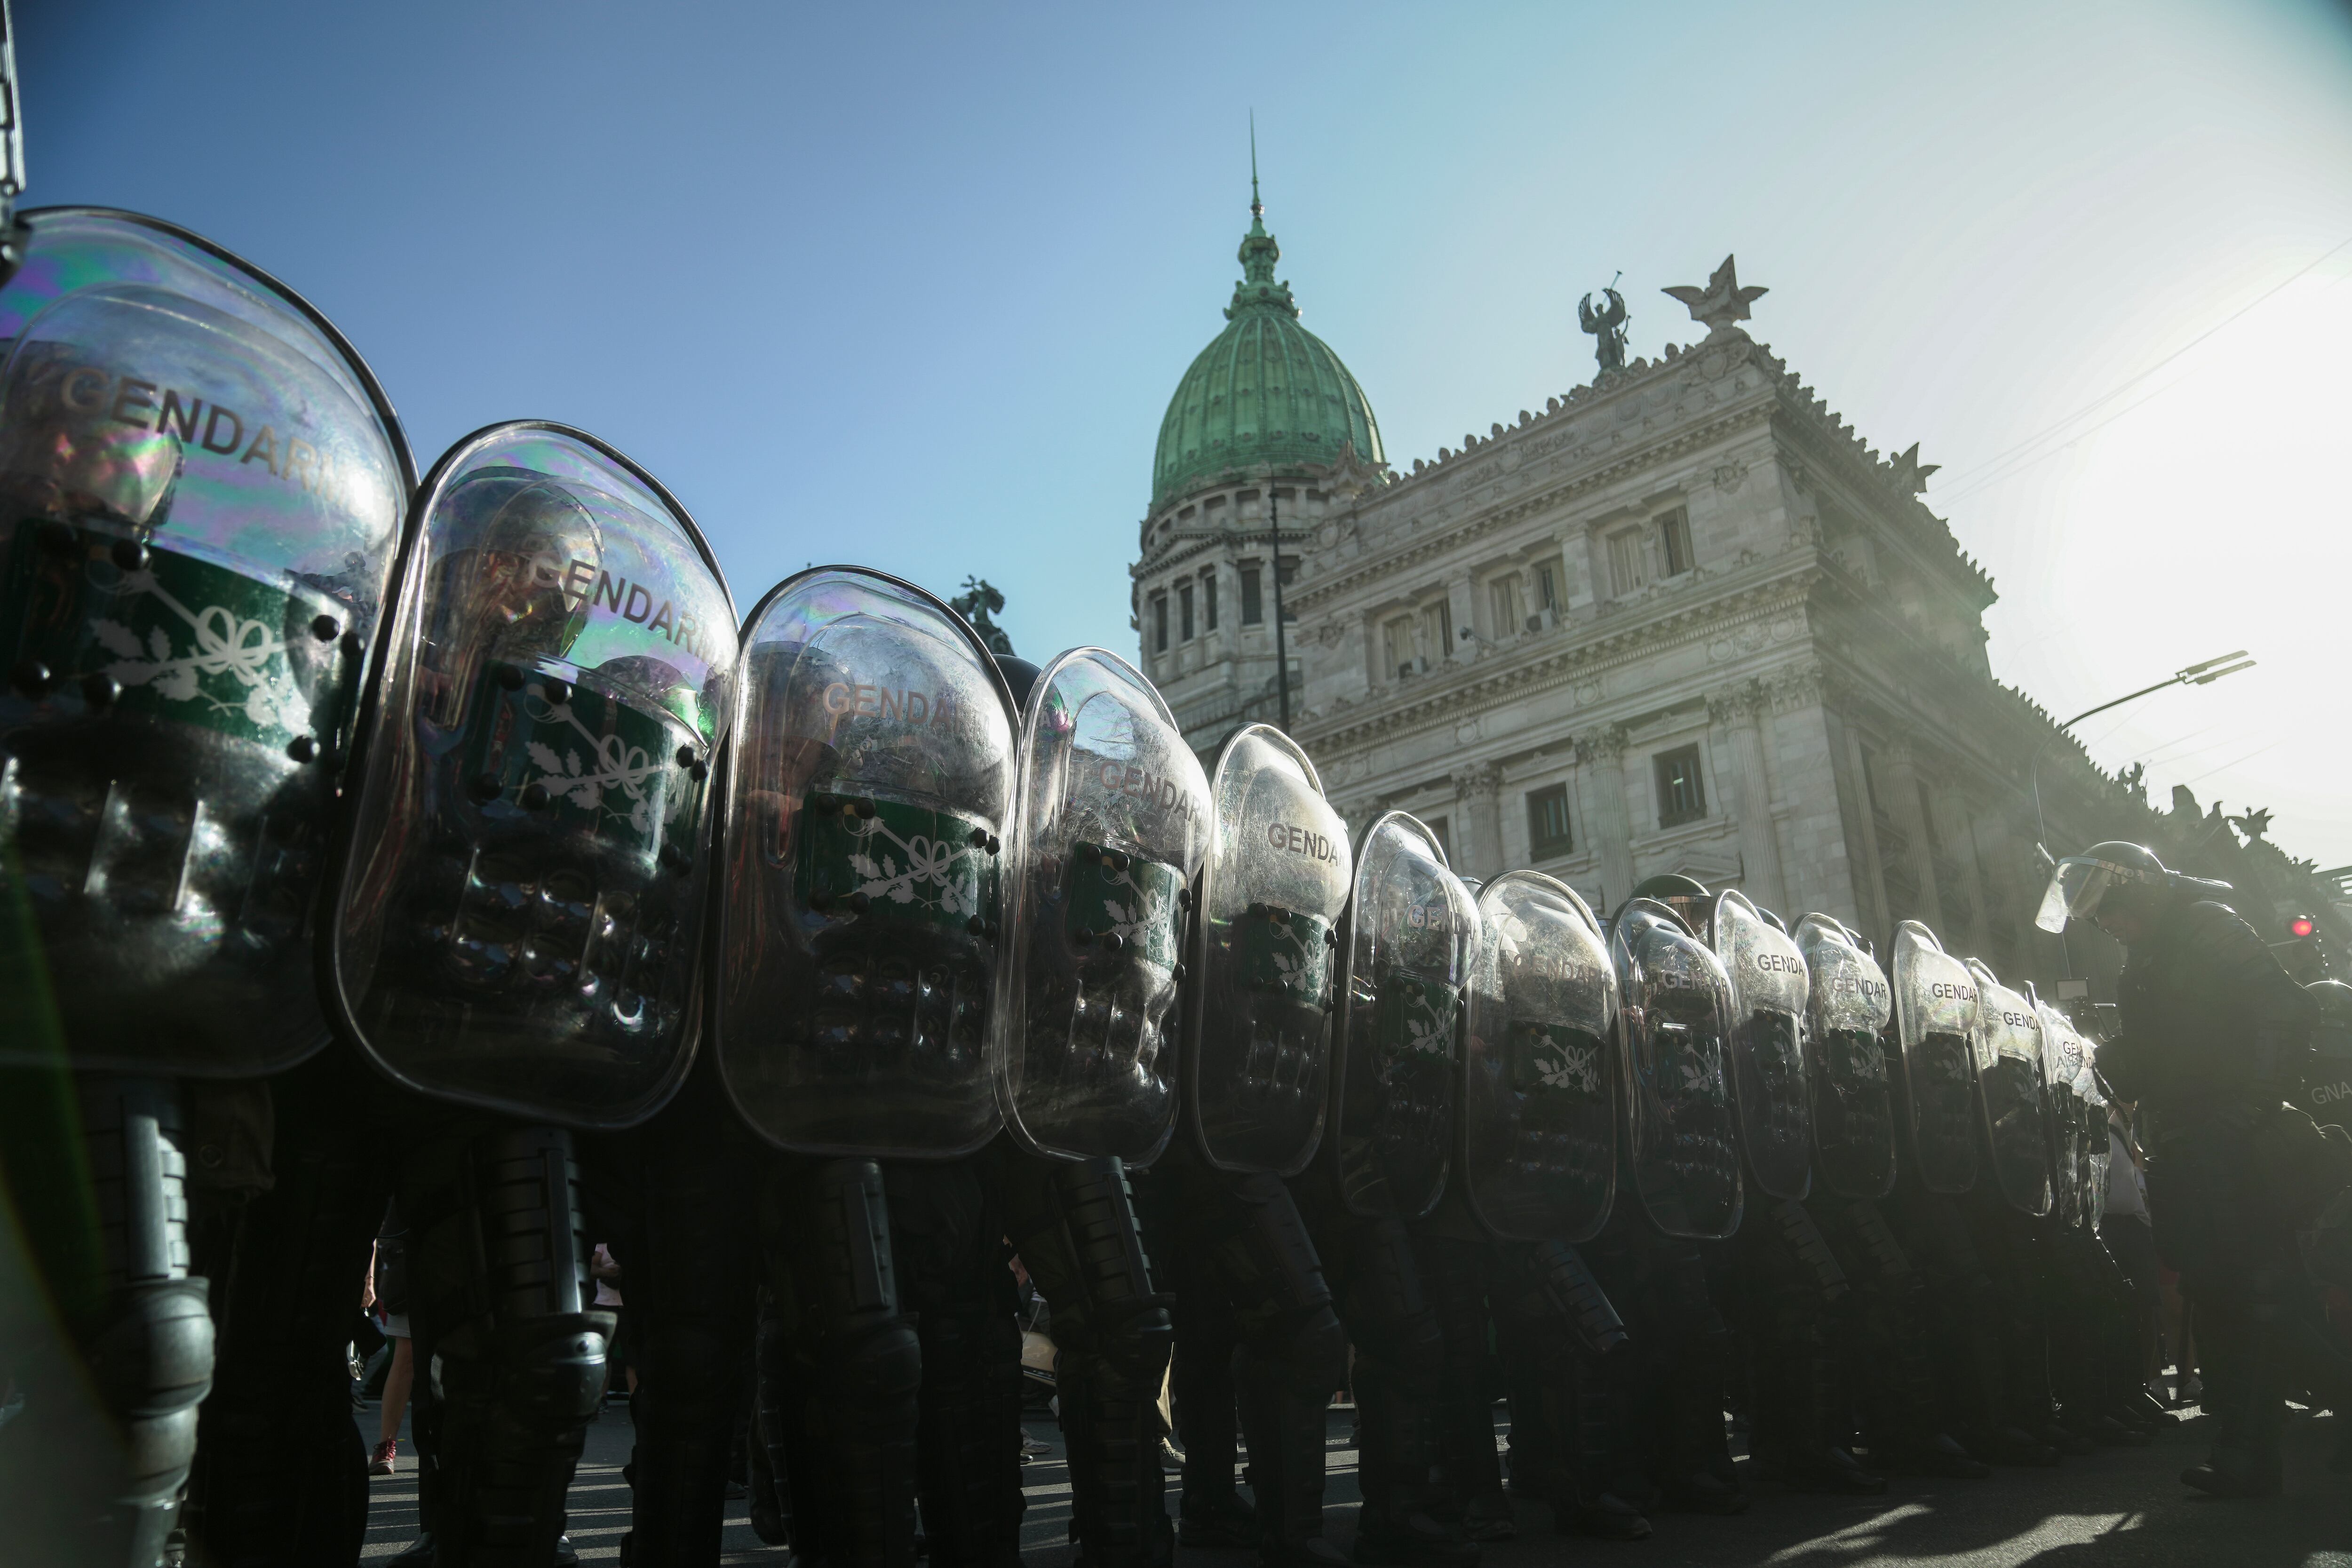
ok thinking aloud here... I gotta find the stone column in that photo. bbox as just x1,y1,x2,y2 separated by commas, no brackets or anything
1836,722,1893,943
1881,734,1946,930
1575,724,1635,909
1939,788,1993,958
1453,763,1503,883
1709,681,1788,914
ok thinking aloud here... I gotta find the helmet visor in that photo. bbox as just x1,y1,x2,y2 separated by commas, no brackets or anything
2035,857,2139,933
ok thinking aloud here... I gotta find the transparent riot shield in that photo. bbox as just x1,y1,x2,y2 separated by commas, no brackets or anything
1181,725,1351,1176
1793,914,1897,1200
1612,898,1742,1240
1890,921,1980,1194
2076,1037,2108,1226
327,424,734,1128
991,647,1209,1164
2038,1002,2087,1227
1327,812,1478,1220
0,209,411,1077
1461,871,1618,1243
716,568,1017,1158
1711,891,1812,1202
1970,963,2053,1218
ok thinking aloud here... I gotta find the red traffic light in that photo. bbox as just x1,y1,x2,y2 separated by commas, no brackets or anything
2289,915,2317,939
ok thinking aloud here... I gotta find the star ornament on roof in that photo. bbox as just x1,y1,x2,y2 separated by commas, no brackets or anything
1663,254,1768,334
1889,443,1940,494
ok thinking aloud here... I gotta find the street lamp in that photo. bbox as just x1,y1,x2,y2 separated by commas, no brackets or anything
2029,649,2257,851
1267,474,1291,730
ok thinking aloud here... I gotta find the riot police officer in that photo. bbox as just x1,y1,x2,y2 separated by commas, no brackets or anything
1586,880,1747,1515
0,182,414,1565
2037,841,2350,1496
1453,872,1648,1539
1790,915,1986,1479
988,646,1212,1568
1132,724,1353,1568
1297,811,1480,1568
320,424,739,1565
1880,920,2053,1468
1706,891,1884,1495
690,566,1024,1568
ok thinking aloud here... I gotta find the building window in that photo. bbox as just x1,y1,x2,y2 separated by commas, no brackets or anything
1240,565,1263,625
1526,783,1573,859
1654,745,1707,828
1606,527,1647,597
1153,595,1168,653
1658,507,1693,576
1179,582,1195,642
1203,571,1218,631
1425,815,1453,860
1423,598,1451,655
1534,560,1561,611
1384,613,1419,678
1488,573,1526,637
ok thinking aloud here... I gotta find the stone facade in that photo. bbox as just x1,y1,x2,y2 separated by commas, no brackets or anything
1131,280,2346,995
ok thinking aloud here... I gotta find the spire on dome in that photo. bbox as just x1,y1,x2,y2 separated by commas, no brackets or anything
1231,119,1296,319
1250,111,1263,224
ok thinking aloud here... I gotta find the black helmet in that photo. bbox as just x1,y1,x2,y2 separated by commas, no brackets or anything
2034,840,2235,932
992,653,1043,710
2308,979,2352,1027
1626,873,1710,936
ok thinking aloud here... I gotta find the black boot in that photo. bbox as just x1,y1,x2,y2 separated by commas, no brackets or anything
1233,1358,1346,1568
1350,1375,1478,1568
2181,1448,2282,1498
1178,1487,1260,1550
1548,1350,1649,1540
1875,1431,1990,1480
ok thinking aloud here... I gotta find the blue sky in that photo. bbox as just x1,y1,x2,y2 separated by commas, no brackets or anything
21,0,2352,864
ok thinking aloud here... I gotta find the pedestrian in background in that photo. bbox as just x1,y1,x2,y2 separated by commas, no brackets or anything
371,1206,414,1476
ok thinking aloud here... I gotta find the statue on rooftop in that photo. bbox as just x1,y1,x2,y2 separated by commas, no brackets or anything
1579,283,1629,374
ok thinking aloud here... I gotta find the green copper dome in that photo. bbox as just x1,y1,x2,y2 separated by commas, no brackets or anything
1151,184,1383,510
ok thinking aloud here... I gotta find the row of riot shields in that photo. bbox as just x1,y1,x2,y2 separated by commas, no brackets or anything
0,205,2102,1229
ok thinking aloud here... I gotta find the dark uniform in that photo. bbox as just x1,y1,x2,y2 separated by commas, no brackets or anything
2042,844,2351,1494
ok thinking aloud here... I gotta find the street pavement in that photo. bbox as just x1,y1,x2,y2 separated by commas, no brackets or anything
358,1399,2351,1566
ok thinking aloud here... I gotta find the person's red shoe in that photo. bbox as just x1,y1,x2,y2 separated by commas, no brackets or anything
369,1439,398,1476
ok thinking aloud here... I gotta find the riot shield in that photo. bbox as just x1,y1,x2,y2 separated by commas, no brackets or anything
991,647,1209,1164
2075,1037,2108,1225
0,209,411,1076
1711,890,1812,1202
1326,811,1478,1220
2302,980,2352,1127
327,423,734,1128
1969,962,2053,1217
2037,1003,2084,1226
1792,914,1897,1200
1460,871,1617,1243
1889,921,1980,1194
1181,724,1351,1176
717,568,1017,1157
1612,898,1742,1240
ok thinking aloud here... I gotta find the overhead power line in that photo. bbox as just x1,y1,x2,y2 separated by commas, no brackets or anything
1937,235,2352,504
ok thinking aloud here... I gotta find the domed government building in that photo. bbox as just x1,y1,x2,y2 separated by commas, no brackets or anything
1127,176,2351,988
